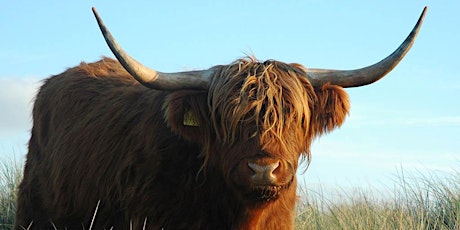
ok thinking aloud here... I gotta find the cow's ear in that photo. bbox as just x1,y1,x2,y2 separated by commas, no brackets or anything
310,83,350,137
163,91,209,143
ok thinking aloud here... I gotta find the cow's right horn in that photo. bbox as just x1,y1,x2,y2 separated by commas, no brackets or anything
305,7,427,88
92,7,211,90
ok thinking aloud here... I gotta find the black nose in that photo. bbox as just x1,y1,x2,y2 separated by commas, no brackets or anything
247,161,280,185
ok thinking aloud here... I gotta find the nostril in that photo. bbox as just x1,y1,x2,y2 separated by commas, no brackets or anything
269,161,280,176
247,161,281,183
247,162,260,175
247,162,256,174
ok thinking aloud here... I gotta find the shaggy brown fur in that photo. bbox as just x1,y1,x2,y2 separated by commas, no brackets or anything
15,57,349,229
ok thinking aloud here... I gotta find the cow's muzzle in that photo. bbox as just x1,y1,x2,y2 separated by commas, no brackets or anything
248,161,280,186
235,158,294,202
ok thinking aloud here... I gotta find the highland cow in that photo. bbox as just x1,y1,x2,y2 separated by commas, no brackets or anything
15,7,426,230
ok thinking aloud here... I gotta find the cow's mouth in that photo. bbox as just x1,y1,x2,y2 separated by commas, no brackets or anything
249,185,283,202
247,180,292,202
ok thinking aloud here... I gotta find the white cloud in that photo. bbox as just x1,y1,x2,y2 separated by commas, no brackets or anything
357,116,460,127
346,104,460,127
0,77,41,141
0,78,40,129
398,116,460,126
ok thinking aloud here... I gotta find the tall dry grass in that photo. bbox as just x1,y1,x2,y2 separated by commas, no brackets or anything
0,157,22,230
296,169,460,229
0,157,458,229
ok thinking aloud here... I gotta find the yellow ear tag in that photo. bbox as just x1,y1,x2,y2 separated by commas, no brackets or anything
183,110,200,127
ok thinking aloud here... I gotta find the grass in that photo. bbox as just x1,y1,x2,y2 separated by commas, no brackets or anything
0,157,22,230
0,157,458,230
295,169,460,230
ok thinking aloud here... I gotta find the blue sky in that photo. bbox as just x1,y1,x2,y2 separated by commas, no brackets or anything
1,1,459,193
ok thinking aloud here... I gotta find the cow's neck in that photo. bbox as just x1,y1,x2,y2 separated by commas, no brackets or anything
233,207,264,230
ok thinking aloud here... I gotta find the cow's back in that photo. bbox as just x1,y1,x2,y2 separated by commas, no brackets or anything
15,58,174,229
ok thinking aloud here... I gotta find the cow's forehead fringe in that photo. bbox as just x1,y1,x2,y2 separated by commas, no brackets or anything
208,57,314,154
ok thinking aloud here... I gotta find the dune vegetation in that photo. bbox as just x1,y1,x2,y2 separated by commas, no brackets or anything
295,169,460,230
0,157,22,230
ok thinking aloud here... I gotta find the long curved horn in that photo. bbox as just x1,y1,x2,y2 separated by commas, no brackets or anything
306,7,427,88
92,7,211,90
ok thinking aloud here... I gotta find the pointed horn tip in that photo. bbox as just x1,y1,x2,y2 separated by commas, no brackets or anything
420,6,428,22
415,7,428,27
92,7,101,21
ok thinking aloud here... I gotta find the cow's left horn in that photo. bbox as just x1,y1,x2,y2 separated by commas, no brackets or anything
306,7,427,88
92,7,211,90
